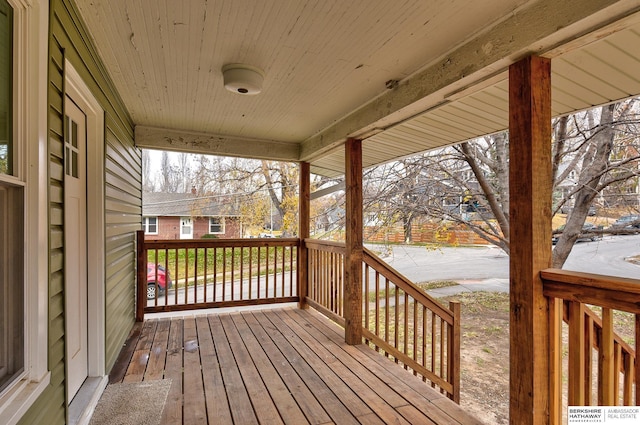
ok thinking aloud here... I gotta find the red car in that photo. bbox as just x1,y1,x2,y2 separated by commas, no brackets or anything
147,263,172,299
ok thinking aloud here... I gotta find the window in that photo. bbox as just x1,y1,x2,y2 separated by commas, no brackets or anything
209,217,225,234
0,0,22,396
143,216,157,234
0,0,11,176
0,185,23,394
0,1,50,421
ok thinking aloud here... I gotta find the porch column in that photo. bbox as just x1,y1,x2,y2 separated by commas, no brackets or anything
509,55,552,425
298,161,310,309
344,138,363,345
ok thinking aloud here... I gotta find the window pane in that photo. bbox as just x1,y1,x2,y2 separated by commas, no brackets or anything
0,1,13,175
210,217,223,233
0,183,24,393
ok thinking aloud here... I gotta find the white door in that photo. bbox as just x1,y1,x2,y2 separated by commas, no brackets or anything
180,217,193,239
64,97,88,402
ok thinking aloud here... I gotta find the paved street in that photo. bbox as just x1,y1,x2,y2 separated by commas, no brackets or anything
373,234,640,295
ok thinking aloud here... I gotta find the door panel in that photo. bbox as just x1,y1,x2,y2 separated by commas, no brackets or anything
180,217,193,239
64,97,88,402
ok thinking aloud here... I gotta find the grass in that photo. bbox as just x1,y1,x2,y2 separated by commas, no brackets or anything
366,280,458,303
148,246,297,284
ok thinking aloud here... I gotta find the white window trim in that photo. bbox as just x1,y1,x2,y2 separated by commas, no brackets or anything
143,216,158,235
0,1,51,424
209,217,225,234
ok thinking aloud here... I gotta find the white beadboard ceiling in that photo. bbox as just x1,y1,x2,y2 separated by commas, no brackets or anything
74,0,640,177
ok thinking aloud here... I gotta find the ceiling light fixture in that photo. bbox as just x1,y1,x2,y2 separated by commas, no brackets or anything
222,64,264,95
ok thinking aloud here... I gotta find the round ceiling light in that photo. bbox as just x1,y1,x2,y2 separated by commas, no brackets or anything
222,64,264,95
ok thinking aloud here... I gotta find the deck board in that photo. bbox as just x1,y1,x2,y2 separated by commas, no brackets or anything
108,307,481,425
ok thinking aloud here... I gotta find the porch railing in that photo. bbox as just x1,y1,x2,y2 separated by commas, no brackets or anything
305,239,461,402
136,231,299,318
541,269,640,422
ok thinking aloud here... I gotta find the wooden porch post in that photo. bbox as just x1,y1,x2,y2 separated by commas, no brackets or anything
136,229,147,322
509,55,552,425
298,161,310,309
344,138,363,345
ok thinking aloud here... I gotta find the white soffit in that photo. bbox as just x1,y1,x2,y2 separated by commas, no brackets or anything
311,18,640,178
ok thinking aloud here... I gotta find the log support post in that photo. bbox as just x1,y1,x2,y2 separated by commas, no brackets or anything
298,161,310,309
136,229,147,322
509,55,552,425
344,138,363,345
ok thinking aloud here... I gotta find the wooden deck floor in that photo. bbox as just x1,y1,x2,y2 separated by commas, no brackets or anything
109,307,482,425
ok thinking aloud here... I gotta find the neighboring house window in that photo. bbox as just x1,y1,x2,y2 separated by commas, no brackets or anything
1,0,50,420
209,217,225,234
143,216,158,234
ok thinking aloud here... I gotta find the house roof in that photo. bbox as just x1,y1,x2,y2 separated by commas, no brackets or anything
75,1,640,177
142,192,240,217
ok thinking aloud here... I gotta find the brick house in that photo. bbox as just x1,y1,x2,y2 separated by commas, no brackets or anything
142,191,242,239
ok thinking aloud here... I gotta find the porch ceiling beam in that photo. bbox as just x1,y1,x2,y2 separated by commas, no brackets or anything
135,125,300,162
299,0,640,162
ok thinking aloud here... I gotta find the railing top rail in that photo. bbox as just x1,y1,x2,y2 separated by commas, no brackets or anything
143,237,300,249
303,238,347,252
363,247,455,324
541,268,640,315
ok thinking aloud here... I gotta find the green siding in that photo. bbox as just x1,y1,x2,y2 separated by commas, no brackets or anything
18,0,140,423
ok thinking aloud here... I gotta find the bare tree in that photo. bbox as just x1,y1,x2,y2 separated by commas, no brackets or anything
141,149,156,192
363,98,640,267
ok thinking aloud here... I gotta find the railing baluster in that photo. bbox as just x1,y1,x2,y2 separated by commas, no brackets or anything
601,307,615,405
273,245,278,299
338,251,341,314
153,249,159,303
413,299,418,375
585,312,593,405
264,246,269,298
375,271,380,352
221,247,226,301
440,316,445,389
549,297,563,425
213,247,218,302
404,291,409,369
623,352,634,405
615,344,622,405
394,284,399,364
431,310,436,388
364,264,370,340
194,248,199,304
248,246,253,299
230,247,235,301
422,305,427,382
203,247,208,302
173,248,178,305
289,246,294,296
385,278,390,358
257,246,261,298
238,246,242,300
568,301,586,405
282,246,286,297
